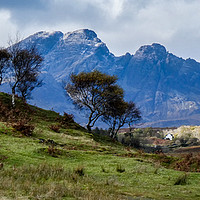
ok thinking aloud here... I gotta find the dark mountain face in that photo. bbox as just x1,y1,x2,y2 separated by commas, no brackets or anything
3,29,200,127
121,43,200,126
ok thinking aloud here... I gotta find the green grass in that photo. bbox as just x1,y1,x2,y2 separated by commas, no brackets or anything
0,92,200,199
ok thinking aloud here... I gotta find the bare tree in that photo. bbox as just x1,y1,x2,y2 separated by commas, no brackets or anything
7,43,43,105
0,48,10,86
16,69,43,101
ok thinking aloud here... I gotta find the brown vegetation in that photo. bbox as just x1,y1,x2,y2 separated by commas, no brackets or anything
174,153,200,172
49,124,60,133
0,94,34,136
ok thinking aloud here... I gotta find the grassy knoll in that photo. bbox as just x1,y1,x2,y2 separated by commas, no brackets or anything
0,92,200,199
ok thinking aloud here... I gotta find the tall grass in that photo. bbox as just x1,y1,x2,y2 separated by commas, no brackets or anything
0,163,125,199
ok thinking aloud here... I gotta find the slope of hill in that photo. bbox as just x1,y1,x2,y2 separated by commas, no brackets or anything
0,92,200,199
1,29,200,127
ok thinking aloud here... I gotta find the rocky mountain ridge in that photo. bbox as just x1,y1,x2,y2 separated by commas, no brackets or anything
2,29,200,127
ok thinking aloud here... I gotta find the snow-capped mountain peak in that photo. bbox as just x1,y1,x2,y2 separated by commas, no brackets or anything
3,29,200,128
134,43,167,61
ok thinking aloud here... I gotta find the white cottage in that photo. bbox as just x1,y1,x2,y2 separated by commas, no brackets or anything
164,133,174,140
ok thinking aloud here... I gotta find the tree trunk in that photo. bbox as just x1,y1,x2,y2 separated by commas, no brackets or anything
87,124,92,132
111,131,118,140
87,111,94,132
109,120,116,139
21,95,26,103
12,87,15,107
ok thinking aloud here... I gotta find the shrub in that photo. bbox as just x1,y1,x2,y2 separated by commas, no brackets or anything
47,145,59,157
49,124,60,133
116,164,125,173
61,112,74,124
12,119,34,136
0,97,34,136
0,95,32,122
174,173,188,185
0,101,8,121
175,153,200,172
0,163,3,170
143,127,154,137
0,100,18,122
74,166,85,176
92,127,110,136
130,136,141,148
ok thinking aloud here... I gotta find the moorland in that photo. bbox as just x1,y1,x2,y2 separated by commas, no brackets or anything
0,92,200,200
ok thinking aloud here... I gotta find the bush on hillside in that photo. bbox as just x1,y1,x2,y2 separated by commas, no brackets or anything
49,124,60,133
0,97,34,136
174,173,188,185
12,120,34,136
175,153,200,172
92,127,110,136
59,112,74,126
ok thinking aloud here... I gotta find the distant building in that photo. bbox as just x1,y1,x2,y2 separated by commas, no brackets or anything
164,133,174,140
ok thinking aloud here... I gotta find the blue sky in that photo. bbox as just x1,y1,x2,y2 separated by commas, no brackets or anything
1,0,200,61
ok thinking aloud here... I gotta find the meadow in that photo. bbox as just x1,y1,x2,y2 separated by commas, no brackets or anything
0,92,200,200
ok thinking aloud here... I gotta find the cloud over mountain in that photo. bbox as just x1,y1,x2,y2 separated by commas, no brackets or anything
1,0,200,61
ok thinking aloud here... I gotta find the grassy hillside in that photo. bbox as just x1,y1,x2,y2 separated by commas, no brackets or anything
0,92,200,199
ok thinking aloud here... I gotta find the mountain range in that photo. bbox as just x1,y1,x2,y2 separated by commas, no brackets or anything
2,29,200,127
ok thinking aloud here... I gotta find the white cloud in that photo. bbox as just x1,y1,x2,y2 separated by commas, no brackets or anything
92,0,126,19
99,0,200,60
1,0,200,61
0,9,17,47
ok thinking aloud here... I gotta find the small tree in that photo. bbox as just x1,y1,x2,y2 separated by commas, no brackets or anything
7,44,43,105
16,70,43,101
103,100,141,139
65,70,124,132
0,48,10,86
